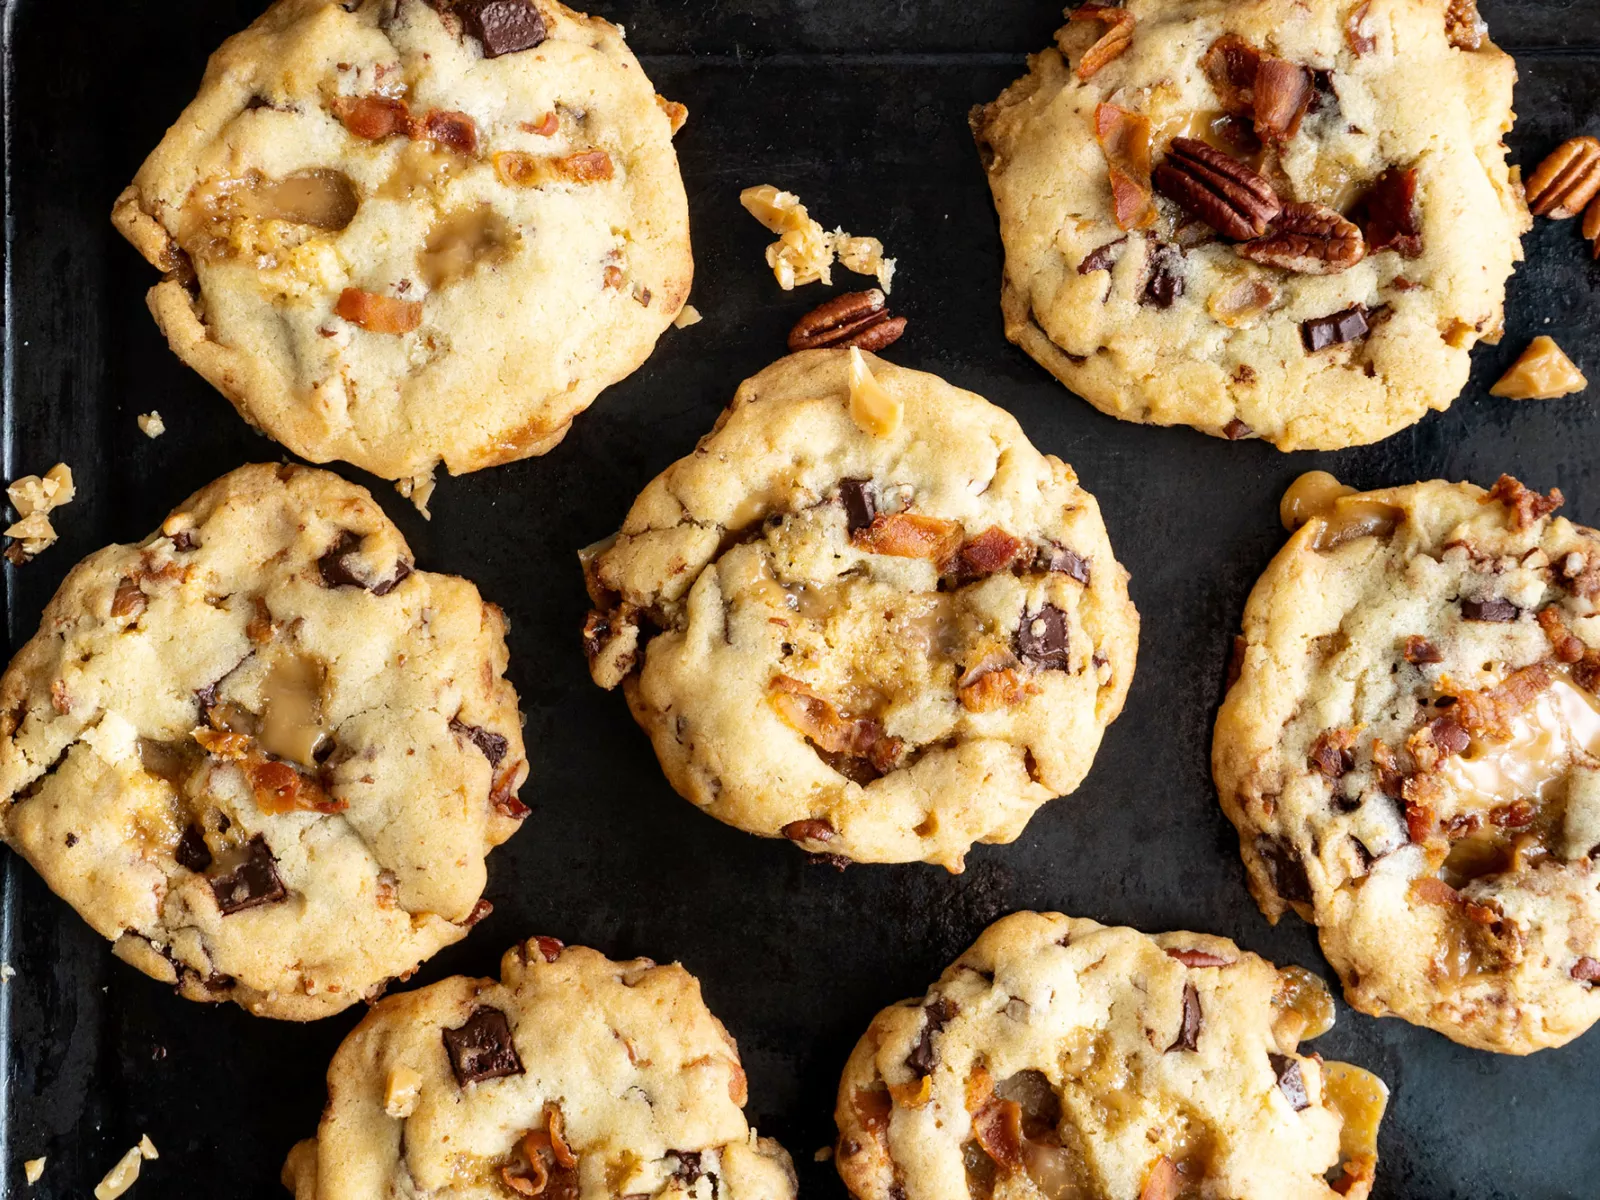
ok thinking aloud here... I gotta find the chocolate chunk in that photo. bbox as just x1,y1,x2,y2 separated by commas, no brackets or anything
1166,982,1202,1052
671,1152,704,1183
530,935,564,962
451,718,508,766
1078,236,1126,275
370,559,413,596
1140,242,1186,309
1256,835,1312,904
176,824,212,873
781,818,835,842
455,0,548,56
442,1005,525,1085
1040,543,1091,584
1461,597,1519,622
195,682,220,711
170,530,199,552
210,835,287,915
1016,605,1071,671
1300,304,1369,352
905,996,958,1077
838,479,879,534
318,530,412,594
1222,418,1253,440
1571,956,1600,984
1268,1053,1310,1109
1428,716,1470,755
1403,635,1443,665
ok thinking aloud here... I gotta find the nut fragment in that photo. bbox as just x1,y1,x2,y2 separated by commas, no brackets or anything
1252,57,1313,142
1153,138,1281,240
1489,336,1588,400
1444,0,1485,50
1093,104,1154,231
5,462,74,563
1525,137,1600,219
1068,4,1135,81
137,411,165,438
846,347,903,437
1238,202,1365,274
788,290,905,352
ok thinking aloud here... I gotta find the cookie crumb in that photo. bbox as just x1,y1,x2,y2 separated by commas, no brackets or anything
23,1159,44,1186
0,963,14,982
812,1147,833,1162
1490,336,1587,400
739,185,896,292
137,1136,158,1161
136,412,165,438
93,1146,142,1200
395,470,436,521
673,304,702,329
5,463,75,564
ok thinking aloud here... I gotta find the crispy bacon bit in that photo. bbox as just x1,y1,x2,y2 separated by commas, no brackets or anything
548,1108,577,1169
334,95,413,140
1359,167,1422,258
769,676,901,773
424,109,478,155
1069,5,1136,80
1537,607,1587,664
1490,800,1535,829
852,512,965,570
194,727,252,759
1405,797,1436,845
1140,1155,1181,1200
335,288,422,334
1252,57,1314,141
1485,474,1563,529
959,666,1034,713
1093,103,1154,231
558,150,614,182
1371,738,1408,799
972,1099,1025,1172
249,757,345,815
111,577,146,619
1411,876,1461,907
523,112,560,136
958,527,1024,579
1201,35,1260,117
852,1086,892,1134
1309,728,1358,780
1165,947,1235,968
1452,665,1553,741
1344,1,1375,54
1403,635,1443,665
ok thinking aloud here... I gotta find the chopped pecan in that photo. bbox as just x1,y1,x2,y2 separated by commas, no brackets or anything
1153,138,1281,240
1238,202,1365,274
1069,4,1136,80
335,288,422,334
1201,35,1260,117
1252,57,1314,142
1444,0,1484,50
852,512,965,570
1309,728,1358,780
1345,1,1375,54
788,289,905,352
1358,167,1422,258
1526,137,1600,219
1093,103,1154,231
1485,474,1563,528
1572,957,1600,984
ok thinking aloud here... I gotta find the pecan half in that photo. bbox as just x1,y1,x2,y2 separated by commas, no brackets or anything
1094,103,1154,231
788,289,905,352
1252,57,1314,142
1153,138,1281,240
1585,194,1600,258
1238,202,1365,274
1069,4,1136,80
1526,137,1600,219
1359,167,1422,257
1444,0,1484,50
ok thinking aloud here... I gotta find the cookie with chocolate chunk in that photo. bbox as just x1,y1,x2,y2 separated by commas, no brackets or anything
283,936,799,1200
581,350,1138,871
0,464,527,1019
971,0,1527,450
1215,472,1600,1052
112,0,691,482
835,911,1388,1200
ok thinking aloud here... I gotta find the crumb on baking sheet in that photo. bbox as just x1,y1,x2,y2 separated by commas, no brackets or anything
674,304,702,328
396,469,436,521
5,463,75,564
1490,336,1588,400
739,185,896,292
23,1159,45,1186
93,1146,142,1200
137,1136,157,1161
137,412,165,438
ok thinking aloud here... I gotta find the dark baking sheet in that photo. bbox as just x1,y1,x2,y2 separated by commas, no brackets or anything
2,0,1598,1195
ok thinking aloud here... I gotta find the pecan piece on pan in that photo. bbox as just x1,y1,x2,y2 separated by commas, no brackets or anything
1068,5,1136,80
788,289,905,352
1238,202,1365,274
1153,138,1281,240
1094,103,1154,231
1526,137,1600,219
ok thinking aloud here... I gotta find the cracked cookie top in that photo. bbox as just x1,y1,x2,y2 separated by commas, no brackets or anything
112,0,691,482
282,937,798,1200
0,463,527,1019
580,350,1138,872
1215,473,1600,1053
971,0,1527,451
834,911,1387,1200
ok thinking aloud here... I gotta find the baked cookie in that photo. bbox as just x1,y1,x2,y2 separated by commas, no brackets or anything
1215,472,1600,1053
0,464,527,1019
835,911,1388,1200
112,0,691,482
580,350,1138,871
971,0,1528,451
282,936,799,1200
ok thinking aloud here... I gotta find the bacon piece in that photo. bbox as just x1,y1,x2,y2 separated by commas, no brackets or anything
769,676,901,772
424,109,478,155
333,95,413,140
957,527,1024,579
1093,103,1154,231
1165,947,1235,968
335,288,422,334
1308,728,1357,780
972,1099,1025,1172
1069,5,1136,80
852,512,965,570
959,666,1033,713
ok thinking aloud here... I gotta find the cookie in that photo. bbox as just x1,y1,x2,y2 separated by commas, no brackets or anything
1215,472,1600,1053
580,350,1138,871
112,0,691,482
834,911,1388,1200
971,0,1527,451
0,463,527,1019
282,936,799,1200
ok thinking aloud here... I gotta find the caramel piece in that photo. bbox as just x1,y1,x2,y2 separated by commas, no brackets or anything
1490,336,1587,400
846,347,903,437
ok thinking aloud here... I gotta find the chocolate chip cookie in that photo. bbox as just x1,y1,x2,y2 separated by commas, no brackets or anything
0,464,527,1019
835,911,1388,1200
581,350,1139,872
1215,472,1600,1052
112,0,692,482
971,0,1528,450
283,936,799,1200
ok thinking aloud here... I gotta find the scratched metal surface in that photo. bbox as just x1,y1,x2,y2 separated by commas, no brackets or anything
0,1,1597,1196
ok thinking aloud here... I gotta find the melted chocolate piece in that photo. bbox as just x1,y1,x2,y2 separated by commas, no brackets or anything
1460,597,1519,622
371,559,412,596
1016,605,1071,671
451,718,508,766
1300,304,1369,352
1078,236,1126,275
318,530,413,594
210,835,287,915
175,824,212,873
905,995,958,1077
1140,242,1186,309
838,479,879,534
442,1005,525,1085
1166,982,1202,1052
1268,1053,1310,1110
453,0,548,56
1257,834,1312,904
1040,543,1091,585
